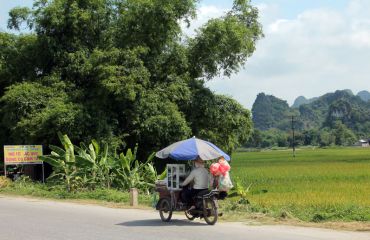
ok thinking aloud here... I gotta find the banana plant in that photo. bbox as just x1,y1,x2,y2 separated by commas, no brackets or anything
114,146,157,193
39,132,80,191
75,140,115,189
41,133,159,192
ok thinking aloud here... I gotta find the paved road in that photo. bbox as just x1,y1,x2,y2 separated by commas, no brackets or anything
0,196,369,240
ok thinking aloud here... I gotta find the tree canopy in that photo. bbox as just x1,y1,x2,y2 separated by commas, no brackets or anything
0,0,263,158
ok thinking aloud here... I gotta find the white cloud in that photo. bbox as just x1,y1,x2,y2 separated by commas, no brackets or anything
205,1,370,109
255,3,280,26
181,5,227,36
269,19,289,33
347,0,370,18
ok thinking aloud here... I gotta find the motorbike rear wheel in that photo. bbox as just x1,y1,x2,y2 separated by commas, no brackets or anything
159,198,172,222
203,198,218,225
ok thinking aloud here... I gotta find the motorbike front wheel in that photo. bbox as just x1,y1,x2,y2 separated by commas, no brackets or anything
159,198,173,222
203,198,218,225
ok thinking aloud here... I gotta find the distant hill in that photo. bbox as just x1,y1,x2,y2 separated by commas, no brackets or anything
291,96,318,108
299,90,370,131
251,93,294,131
292,96,308,108
252,90,370,136
343,89,354,96
357,90,370,102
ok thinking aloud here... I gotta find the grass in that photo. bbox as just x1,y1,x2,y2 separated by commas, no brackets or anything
0,177,153,207
228,147,370,222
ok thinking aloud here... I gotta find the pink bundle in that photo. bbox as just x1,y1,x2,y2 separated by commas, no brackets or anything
210,158,231,176
210,163,221,176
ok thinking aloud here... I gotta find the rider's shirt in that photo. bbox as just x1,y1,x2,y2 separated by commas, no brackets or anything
181,167,209,189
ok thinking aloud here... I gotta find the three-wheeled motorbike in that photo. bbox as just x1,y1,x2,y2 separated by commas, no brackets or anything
155,137,231,225
155,163,222,225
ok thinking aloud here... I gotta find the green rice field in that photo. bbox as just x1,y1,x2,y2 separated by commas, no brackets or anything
228,147,370,222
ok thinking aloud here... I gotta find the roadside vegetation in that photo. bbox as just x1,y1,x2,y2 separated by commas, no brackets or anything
0,176,152,206
1,147,369,224
0,132,158,206
39,132,162,193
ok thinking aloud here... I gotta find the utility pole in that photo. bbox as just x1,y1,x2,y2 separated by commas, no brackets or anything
291,116,296,158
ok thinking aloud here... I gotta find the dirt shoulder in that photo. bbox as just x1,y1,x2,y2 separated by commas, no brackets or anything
220,211,370,232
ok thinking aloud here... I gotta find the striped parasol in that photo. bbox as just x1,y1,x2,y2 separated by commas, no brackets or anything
155,136,230,161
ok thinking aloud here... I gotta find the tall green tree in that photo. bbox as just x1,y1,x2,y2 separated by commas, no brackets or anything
1,0,263,158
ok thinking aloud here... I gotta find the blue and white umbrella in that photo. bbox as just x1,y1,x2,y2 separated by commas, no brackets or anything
156,137,230,161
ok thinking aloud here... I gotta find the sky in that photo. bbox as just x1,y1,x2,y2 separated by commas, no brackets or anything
1,0,370,109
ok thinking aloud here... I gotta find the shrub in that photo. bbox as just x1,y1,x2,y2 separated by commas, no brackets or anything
0,176,11,188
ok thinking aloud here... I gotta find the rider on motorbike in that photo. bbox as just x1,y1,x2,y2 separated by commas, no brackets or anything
180,158,209,211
